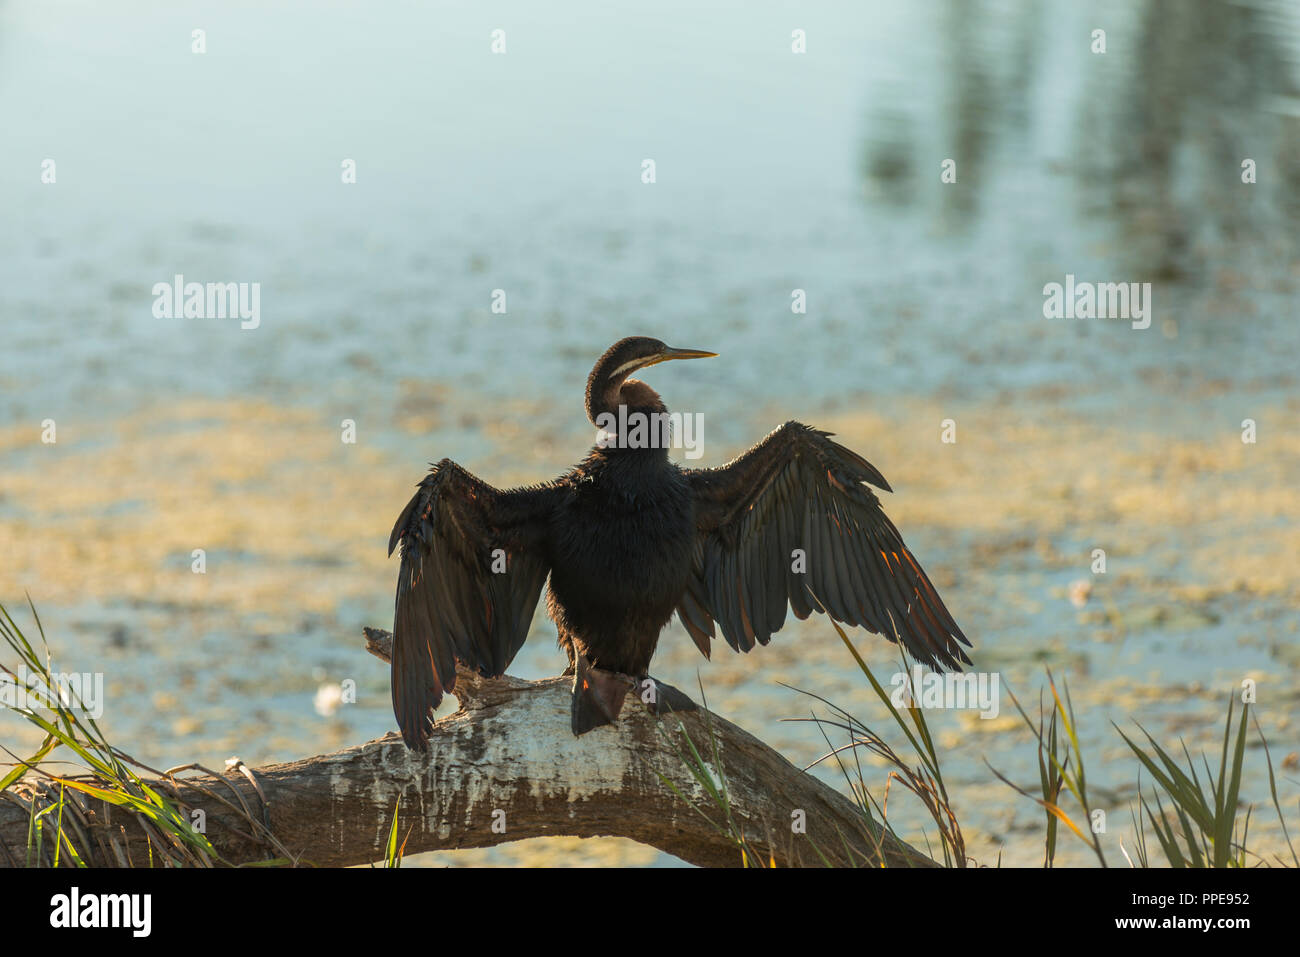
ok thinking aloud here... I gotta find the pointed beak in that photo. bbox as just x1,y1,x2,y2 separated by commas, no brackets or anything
643,346,718,367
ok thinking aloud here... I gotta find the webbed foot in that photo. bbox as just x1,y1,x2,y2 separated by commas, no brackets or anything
570,656,637,735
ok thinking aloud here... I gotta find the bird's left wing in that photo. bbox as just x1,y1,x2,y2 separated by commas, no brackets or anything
679,422,971,670
388,459,555,749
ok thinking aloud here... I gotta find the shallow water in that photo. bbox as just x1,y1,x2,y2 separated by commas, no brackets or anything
2,0,1299,866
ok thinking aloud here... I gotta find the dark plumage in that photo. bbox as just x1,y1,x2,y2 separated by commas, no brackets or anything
389,336,971,749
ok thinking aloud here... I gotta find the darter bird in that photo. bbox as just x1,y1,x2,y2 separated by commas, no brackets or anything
388,336,971,749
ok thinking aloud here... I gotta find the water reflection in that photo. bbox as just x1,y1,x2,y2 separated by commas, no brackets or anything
860,0,1299,282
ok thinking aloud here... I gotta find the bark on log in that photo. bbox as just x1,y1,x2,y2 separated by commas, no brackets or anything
0,629,934,868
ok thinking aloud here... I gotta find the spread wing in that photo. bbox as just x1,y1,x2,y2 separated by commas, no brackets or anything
388,459,555,749
679,422,971,670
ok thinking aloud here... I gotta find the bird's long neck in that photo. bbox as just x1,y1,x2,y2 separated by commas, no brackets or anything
587,353,631,425
587,378,672,464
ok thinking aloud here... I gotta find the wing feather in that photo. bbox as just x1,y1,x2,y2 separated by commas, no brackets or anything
681,422,971,670
388,459,555,749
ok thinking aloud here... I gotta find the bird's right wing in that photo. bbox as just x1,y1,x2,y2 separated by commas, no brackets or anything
388,459,555,750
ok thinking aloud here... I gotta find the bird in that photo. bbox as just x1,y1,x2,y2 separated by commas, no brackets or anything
388,336,971,749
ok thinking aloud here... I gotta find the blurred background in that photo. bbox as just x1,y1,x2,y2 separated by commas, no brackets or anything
1,0,1298,866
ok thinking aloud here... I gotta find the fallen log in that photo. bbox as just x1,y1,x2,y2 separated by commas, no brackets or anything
0,628,934,868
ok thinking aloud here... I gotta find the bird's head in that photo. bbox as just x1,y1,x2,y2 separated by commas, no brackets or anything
585,336,716,425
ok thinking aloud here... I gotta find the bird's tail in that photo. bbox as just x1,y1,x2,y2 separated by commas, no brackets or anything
571,656,633,736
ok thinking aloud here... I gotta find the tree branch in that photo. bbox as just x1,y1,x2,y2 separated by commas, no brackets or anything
0,628,934,868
